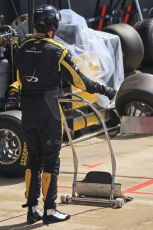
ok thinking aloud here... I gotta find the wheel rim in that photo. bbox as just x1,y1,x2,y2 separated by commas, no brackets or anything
125,101,153,116
0,129,22,165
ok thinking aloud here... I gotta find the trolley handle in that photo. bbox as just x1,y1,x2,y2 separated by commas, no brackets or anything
58,93,116,179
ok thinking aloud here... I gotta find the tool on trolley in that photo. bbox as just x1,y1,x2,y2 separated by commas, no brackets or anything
59,94,132,208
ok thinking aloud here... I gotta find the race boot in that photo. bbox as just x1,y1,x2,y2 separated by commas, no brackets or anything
43,209,70,224
24,167,42,224
42,172,71,224
27,205,43,224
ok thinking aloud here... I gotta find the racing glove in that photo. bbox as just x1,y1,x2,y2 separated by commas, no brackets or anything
100,85,116,100
6,91,20,110
104,86,116,100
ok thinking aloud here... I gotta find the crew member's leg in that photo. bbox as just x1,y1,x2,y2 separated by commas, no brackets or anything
22,125,43,224
40,112,70,224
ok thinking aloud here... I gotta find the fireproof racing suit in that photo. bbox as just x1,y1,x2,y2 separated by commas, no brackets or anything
13,34,116,210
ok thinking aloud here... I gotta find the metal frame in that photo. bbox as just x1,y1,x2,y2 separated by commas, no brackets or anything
134,0,143,21
59,94,122,206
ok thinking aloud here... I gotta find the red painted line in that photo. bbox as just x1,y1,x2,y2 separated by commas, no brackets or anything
123,179,153,194
129,191,153,195
82,163,102,169
58,185,72,189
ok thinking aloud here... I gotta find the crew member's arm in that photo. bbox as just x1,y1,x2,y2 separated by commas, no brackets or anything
9,69,22,92
60,51,116,100
9,80,20,92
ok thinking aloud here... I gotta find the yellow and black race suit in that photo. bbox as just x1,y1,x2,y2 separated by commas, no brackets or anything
13,34,109,209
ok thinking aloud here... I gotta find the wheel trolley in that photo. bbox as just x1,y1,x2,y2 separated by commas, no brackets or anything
59,94,132,208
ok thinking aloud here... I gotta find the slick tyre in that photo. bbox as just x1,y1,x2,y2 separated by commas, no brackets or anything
134,19,153,66
116,73,153,116
103,23,144,73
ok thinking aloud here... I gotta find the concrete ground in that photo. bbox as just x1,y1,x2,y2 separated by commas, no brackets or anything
0,133,153,230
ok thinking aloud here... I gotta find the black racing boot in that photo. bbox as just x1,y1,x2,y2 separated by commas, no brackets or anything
27,205,43,224
43,209,70,224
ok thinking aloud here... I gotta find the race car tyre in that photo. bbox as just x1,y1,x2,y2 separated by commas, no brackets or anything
115,73,153,116
103,23,144,73
134,19,153,66
0,111,25,177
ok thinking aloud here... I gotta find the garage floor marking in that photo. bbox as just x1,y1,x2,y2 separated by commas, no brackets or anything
123,179,153,195
82,163,102,169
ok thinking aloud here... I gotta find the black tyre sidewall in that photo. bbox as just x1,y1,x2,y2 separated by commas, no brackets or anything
0,116,25,177
134,19,153,66
116,73,153,115
103,23,144,72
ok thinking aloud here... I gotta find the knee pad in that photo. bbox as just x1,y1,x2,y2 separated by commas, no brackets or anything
42,155,60,175
26,156,42,170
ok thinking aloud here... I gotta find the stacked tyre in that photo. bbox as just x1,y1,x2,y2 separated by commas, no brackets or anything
103,23,144,74
103,23,153,117
134,18,153,66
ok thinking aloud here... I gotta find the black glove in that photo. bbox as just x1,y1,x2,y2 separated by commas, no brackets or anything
6,92,20,110
103,86,116,100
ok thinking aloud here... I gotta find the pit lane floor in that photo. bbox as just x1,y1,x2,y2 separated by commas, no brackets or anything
0,133,153,230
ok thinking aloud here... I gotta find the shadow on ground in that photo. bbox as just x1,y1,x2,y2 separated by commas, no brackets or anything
0,206,105,230
0,175,24,186
0,222,43,230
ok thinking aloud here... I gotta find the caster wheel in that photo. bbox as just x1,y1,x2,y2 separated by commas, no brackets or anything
60,195,70,204
114,198,124,208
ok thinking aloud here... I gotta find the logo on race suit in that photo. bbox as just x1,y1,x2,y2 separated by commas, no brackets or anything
25,76,39,82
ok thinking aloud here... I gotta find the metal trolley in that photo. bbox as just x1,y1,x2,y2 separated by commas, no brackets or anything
59,94,130,208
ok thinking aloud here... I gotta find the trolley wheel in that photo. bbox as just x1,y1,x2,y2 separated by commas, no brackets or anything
114,198,124,208
60,195,70,204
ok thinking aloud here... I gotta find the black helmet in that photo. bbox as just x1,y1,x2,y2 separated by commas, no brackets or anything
34,4,61,33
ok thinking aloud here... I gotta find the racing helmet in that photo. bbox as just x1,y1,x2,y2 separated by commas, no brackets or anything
33,4,61,33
